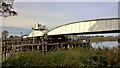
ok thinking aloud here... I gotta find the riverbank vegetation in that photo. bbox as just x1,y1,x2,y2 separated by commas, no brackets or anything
2,47,120,67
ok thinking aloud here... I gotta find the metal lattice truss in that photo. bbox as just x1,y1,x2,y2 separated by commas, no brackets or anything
48,18,120,35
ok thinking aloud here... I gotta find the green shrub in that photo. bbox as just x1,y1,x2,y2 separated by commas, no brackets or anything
2,47,120,67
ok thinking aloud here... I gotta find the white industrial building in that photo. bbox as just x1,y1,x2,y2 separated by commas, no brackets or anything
23,23,48,38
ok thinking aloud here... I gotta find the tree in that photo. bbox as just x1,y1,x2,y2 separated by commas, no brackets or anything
14,35,20,39
2,30,9,61
2,30,9,39
0,0,17,17
9,35,14,38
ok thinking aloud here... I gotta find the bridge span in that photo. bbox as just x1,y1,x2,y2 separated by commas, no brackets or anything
48,18,120,36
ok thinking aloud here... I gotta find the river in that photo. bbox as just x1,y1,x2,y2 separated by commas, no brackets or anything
91,41,119,48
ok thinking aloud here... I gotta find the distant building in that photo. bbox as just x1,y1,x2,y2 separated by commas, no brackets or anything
23,23,48,38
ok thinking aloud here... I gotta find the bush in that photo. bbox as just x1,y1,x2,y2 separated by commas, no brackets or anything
2,47,120,67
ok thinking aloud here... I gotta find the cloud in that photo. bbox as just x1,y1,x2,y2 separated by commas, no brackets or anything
15,0,120,2
2,2,118,35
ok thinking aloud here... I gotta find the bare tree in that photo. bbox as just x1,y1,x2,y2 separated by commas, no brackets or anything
0,0,17,17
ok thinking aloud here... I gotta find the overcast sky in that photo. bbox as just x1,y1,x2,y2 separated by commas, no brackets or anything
15,0,120,2
2,2,118,29
1,1,119,36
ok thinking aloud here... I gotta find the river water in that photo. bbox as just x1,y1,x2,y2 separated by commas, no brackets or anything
91,41,119,48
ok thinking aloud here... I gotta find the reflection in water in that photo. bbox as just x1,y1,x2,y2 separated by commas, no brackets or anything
92,41,118,48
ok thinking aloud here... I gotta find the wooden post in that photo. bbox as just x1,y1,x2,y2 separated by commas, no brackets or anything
55,44,57,50
71,44,73,48
37,45,39,51
1,42,3,62
4,38,6,60
4,46,6,60
118,34,120,46
85,37,87,47
89,36,92,49
12,45,15,56
56,43,58,50
20,46,22,51
42,37,44,52
27,45,28,51
60,43,63,49
43,33,48,53
32,28,35,51
32,46,34,51
67,44,70,50
1,41,2,64
45,44,47,52
6,45,8,59
42,45,44,52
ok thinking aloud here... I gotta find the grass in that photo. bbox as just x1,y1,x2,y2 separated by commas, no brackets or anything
2,47,120,67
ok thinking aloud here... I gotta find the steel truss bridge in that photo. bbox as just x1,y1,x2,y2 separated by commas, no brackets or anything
48,18,120,36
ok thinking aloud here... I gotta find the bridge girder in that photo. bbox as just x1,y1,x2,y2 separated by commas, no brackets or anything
48,18,120,36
